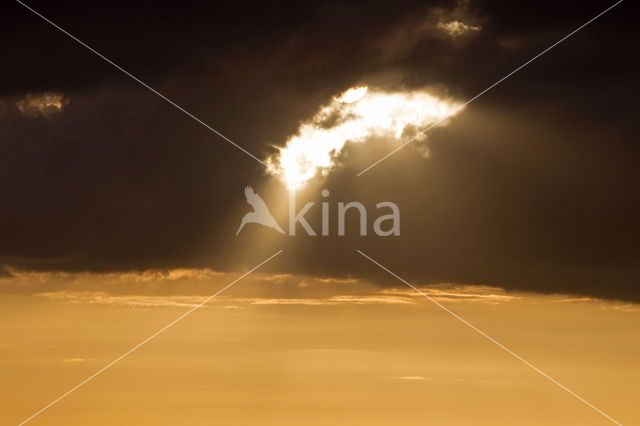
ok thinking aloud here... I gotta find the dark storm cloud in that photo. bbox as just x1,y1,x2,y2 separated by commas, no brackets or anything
0,0,638,301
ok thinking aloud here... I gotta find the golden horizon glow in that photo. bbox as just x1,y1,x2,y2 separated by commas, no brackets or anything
267,85,462,189
1,274,639,425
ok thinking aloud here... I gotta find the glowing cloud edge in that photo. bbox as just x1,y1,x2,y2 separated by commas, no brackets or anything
267,85,462,189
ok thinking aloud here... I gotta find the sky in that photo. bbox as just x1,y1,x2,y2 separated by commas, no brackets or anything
1,0,639,424
2,272,640,425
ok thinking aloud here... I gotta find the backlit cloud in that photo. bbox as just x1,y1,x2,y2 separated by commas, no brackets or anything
38,291,208,309
438,20,481,38
379,0,482,59
267,85,461,188
16,92,69,118
379,285,520,304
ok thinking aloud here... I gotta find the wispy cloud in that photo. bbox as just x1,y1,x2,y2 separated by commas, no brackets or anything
554,297,601,303
62,357,94,363
437,20,481,38
379,0,482,59
12,267,637,313
554,297,640,312
379,285,519,304
16,92,69,118
27,276,524,309
237,294,415,307
37,291,208,310
603,304,640,312
390,375,428,381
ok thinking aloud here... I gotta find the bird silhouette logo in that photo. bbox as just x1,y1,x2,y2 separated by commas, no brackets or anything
236,186,285,236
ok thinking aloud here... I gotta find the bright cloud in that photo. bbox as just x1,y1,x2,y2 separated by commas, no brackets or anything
267,85,462,189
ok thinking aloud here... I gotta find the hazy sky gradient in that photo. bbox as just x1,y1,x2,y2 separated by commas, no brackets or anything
2,272,638,425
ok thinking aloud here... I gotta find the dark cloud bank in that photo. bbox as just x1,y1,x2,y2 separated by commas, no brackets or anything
0,0,639,301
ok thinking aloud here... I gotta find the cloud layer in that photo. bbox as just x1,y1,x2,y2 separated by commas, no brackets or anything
1,0,638,301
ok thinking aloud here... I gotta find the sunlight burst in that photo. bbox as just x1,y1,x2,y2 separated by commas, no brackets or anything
267,85,462,189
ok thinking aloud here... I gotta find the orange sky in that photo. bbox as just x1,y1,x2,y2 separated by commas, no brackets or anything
1,271,638,425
